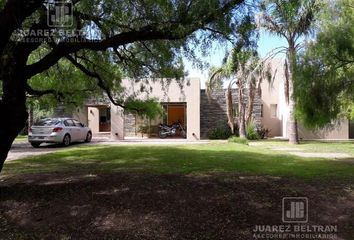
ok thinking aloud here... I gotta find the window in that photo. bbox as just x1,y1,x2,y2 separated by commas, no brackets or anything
99,107,111,123
270,104,278,118
64,119,75,126
73,119,82,127
260,104,263,118
35,119,60,126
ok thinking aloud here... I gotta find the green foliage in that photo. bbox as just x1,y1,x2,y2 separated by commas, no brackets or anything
256,125,270,139
206,44,260,92
138,125,149,137
27,52,106,109
27,100,54,121
228,136,249,145
0,0,5,10
295,0,354,128
125,98,165,120
258,0,320,39
10,0,251,120
246,122,259,140
208,124,234,139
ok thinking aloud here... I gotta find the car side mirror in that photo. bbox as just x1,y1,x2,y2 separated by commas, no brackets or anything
80,123,85,127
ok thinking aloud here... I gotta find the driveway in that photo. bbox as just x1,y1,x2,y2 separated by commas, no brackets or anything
6,141,93,161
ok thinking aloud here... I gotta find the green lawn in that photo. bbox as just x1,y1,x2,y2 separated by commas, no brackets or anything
14,135,27,143
3,141,354,179
253,139,354,156
1,141,354,239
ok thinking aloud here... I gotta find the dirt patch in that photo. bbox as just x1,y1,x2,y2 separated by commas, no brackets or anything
0,173,353,240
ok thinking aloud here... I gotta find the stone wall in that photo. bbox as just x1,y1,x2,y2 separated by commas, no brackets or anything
200,89,261,138
124,113,137,137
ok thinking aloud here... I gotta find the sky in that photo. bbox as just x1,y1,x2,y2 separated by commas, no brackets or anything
185,31,288,89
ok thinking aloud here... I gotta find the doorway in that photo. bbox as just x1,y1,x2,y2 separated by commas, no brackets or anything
350,119,354,139
88,105,111,134
99,106,111,132
162,103,186,138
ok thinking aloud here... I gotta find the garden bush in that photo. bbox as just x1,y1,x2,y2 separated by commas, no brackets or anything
246,122,259,140
208,124,233,139
256,125,270,139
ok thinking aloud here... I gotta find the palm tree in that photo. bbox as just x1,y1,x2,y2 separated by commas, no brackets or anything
207,48,272,138
257,0,319,144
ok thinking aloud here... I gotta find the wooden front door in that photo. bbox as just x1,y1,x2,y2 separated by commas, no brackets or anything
167,105,185,128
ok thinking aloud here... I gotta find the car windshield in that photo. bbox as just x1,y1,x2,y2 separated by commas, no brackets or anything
35,119,61,126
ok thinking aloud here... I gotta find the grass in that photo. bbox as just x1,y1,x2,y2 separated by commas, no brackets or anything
253,140,354,156
2,141,354,179
14,135,27,143
2,140,353,239
228,136,249,145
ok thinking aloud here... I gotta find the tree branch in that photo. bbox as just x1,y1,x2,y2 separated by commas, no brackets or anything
24,0,243,78
65,54,132,110
25,83,62,98
24,25,184,78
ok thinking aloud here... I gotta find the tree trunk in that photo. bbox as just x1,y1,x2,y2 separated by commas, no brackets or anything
238,84,246,138
0,59,28,173
225,87,235,134
245,80,256,124
28,105,34,131
0,101,27,172
287,46,299,144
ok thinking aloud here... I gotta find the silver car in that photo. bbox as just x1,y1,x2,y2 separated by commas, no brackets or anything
28,118,92,148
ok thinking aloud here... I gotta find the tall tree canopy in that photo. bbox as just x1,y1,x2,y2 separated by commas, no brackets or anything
295,0,354,128
0,0,250,172
257,0,320,144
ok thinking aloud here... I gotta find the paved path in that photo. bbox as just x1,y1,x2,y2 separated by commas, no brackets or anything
6,142,90,161
270,146,352,159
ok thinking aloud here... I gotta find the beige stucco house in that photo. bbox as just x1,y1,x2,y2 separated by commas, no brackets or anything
71,61,353,141
74,78,201,141
260,59,353,140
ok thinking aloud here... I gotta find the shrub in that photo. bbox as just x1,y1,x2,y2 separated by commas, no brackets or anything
138,125,149,137
246,122,259,140
256,125,270,139
208,124,233,139
228,136,249,145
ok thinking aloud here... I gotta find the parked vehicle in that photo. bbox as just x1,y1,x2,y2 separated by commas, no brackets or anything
28,118,92,148
158,121,186,138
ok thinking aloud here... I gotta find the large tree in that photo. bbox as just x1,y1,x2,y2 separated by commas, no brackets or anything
257,0,319,144
0,0,248,172
295,0,354,128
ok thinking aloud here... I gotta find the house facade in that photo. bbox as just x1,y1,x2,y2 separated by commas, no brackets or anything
72,61,353,140
73,78,201,140
260,59,353,140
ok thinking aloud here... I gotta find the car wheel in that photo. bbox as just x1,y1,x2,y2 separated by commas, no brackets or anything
62,134,71,147
30,142,41,148
85,131,92,143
